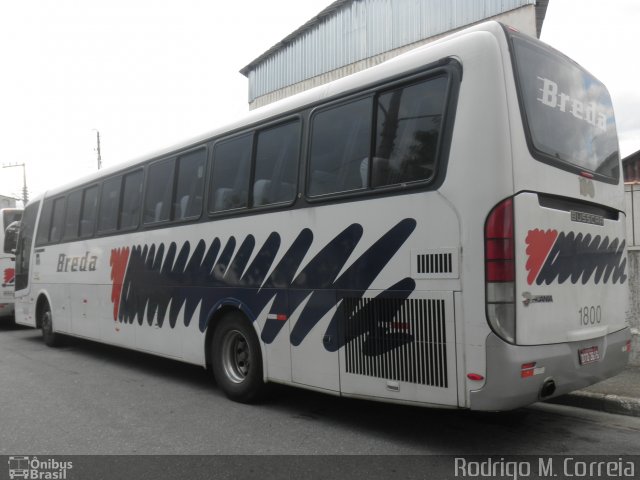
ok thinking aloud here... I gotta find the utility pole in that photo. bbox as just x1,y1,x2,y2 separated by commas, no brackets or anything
1,163,28,206
94,129,103,170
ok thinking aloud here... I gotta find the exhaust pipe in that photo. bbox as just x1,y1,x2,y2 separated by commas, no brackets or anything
540,379,556,399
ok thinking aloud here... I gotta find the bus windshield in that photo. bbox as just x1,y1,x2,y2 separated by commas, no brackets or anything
3,209,22,230
511,33,619,182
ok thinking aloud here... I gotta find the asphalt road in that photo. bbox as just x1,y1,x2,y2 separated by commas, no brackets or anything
1,322,639,455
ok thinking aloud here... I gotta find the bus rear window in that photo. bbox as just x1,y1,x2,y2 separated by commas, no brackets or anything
510,33,619,183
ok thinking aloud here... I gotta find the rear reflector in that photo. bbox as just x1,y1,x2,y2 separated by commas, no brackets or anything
521,362,536,378
467,373,485,381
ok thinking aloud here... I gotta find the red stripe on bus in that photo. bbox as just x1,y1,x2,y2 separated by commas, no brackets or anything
110,247,130,321
525,229,558,285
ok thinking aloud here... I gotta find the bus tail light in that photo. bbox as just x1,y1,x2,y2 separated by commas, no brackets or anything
485,198,516,343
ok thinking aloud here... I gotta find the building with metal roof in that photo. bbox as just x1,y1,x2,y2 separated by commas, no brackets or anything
0,195,17,209
241,0,549,109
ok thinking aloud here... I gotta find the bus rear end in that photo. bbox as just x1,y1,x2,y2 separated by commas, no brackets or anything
472,29,630,410
1,208,22,319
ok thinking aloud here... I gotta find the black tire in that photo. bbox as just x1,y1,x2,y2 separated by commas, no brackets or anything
5,314,16,328
211,311,267,403
41,302,62,347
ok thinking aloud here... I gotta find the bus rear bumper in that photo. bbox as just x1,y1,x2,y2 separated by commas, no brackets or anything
469,327,631,411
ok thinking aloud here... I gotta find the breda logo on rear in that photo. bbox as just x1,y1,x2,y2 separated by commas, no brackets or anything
537,77,607,131
525,229,626,285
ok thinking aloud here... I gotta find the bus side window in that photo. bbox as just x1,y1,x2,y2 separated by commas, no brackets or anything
98,176,122,233
253,120,299,207
119,170,143,230
372,76,447,187
144,158,175,225
62,190,83,241
209,134,251,213
35,199,54,246
308,97,372,197
174,149,206,220
49,197,66,243
79,185,98,238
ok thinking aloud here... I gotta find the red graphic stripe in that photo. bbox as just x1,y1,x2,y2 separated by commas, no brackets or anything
110,247,130,321
525,229,558,285
3,268,14,284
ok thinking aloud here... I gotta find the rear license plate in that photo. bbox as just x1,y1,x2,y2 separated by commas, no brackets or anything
578,346,600,365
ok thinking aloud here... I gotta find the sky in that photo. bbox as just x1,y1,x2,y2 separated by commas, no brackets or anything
1,0,639,204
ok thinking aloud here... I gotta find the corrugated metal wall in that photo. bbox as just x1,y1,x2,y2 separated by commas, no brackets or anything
246,0,535,102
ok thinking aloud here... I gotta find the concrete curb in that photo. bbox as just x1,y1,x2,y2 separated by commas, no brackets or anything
548,390,640,417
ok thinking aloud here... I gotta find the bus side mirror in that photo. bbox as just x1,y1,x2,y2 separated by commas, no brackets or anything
4,221,20,254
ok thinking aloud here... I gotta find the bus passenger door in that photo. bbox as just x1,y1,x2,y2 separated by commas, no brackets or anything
12,202,39,327
30,247,72,334
289,290,341,392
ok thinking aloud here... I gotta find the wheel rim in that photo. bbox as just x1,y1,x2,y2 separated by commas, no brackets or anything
221,329,251,384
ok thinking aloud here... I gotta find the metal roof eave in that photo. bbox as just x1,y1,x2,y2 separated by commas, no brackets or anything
239,0,549,78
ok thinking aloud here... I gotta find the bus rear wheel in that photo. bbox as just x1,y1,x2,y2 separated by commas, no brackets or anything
41,302,62,347
211,312,266,403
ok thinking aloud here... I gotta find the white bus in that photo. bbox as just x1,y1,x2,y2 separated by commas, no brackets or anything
9,22,631,410
1,208,22,320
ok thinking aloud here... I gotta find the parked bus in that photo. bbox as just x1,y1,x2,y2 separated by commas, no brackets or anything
9,22,630,410
1,208,22,320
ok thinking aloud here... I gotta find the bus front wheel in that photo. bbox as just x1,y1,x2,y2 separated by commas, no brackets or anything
211,312,267,403
41,303,62,347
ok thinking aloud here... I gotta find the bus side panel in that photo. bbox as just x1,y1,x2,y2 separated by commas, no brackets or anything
253,289,292,383
437,31,514,404
324,192,461,405
290,289,340,392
